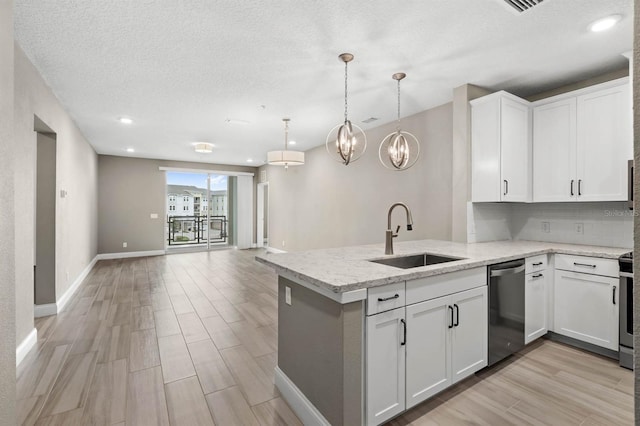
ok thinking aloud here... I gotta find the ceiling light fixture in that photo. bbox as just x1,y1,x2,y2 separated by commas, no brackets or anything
118,117,133,124
194,143,214,153
589,14,622,32
326,53,367,165
247,158,254,163
289,140,297,145
225,118,250,125
378,73,420,171
126,147,135,153
267,118,305,170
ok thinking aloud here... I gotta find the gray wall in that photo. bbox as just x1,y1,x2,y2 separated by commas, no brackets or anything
278,277,363,426
35,132,57,304
0,0,16,423
261,102,453,252
14,44,99,346
97,155,257,254
451,85,492,242
633,2,640,419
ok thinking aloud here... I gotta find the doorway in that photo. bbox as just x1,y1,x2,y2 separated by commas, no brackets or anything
257,182,269,248
34,117,57,314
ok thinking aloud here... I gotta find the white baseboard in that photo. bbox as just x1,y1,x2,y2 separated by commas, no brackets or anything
57,255,99,313
267,246,287,254
274,367,330,426
33,303,57,318
96,250,165,260
16,328,37,366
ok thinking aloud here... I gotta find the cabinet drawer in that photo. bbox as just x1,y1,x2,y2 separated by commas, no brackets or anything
555,254,618,278
367,282,405,315
525,255,547,274
406,267,486,306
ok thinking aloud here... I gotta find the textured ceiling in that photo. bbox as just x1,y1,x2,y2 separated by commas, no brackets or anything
14,0,633,166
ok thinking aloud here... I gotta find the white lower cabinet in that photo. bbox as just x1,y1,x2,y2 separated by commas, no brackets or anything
450,287,488,383
554,269,618,350
367,286,488,425
366,308,405,426
525,270,548,344
405,296,450,409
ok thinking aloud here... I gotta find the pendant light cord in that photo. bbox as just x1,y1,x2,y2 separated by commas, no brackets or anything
344,61,349,123
284,120,289,150
396,79,401,131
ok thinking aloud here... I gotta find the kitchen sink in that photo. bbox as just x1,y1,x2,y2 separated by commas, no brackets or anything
369,253,464,269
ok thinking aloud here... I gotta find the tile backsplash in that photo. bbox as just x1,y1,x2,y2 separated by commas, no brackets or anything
468,202,633,249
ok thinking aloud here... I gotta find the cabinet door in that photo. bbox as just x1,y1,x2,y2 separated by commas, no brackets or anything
533,99,577,202
500,97,531,202
405,296,451,409
450,286,488,383
554,270,619,350
525,271,547,344
471,96,501,202
366,308,405,426
576,82,632,201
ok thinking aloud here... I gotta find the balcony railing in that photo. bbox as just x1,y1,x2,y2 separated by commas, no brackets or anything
167,215,227,246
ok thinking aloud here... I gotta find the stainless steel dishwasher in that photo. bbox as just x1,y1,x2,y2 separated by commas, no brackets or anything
488,259,526,366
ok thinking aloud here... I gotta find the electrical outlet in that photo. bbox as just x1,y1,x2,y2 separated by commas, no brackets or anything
575,223,584,234
541,222,550,233
150,213,158,219
285,286,291,305
123,242,128,248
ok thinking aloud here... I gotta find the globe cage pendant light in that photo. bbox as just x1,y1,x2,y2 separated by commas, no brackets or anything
325,53,367,165
378,73,420,171
267,118,305,170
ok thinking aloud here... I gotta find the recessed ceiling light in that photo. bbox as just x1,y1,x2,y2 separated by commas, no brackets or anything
289,140,297,145
589,14,622,32
126,148,135,153
118,117,133,124
194,143,214,153
225,119,250,125
247,158,254,163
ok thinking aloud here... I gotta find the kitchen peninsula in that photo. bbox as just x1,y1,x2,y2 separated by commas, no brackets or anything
256,239,629,426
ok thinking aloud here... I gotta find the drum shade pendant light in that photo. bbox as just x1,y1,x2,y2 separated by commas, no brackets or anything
378,73,420,171
267,118,304,170
326,53,367,165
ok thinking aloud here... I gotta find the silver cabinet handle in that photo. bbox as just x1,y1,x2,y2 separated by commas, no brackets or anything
378,294,399,302
400,319,406,346
504,180,508,196
570,180,574,196
613,286,617,305
574,262,596,268
532,262,543,266
532,273,543,279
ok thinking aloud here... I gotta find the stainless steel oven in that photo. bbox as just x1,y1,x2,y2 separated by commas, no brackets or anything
619,252,633,369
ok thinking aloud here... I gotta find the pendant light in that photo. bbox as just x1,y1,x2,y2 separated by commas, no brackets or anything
325,53,367,165
378,73,420,171
267,118,304,170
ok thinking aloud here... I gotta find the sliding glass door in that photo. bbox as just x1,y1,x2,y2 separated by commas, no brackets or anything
165,171,229,250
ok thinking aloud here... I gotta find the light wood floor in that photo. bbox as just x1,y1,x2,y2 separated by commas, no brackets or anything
16,249,633,425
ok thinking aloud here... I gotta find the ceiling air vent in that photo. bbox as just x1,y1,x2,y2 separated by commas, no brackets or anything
362,117,379,124
502,0,544,13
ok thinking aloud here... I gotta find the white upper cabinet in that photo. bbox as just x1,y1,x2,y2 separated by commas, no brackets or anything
533,99,577,202
533,78,632,202
576,82,632,201
471,92,532,202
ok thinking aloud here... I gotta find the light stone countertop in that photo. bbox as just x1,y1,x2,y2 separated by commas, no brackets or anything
255,239,630,294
